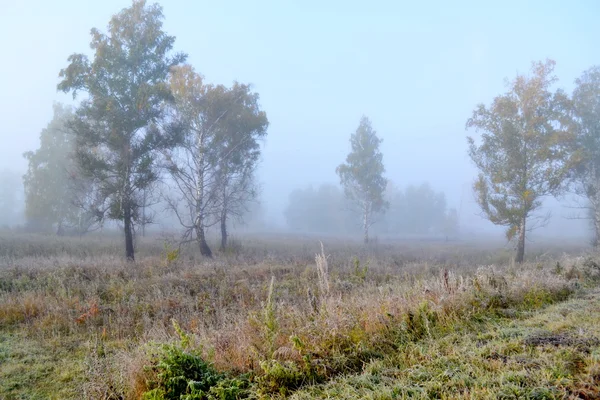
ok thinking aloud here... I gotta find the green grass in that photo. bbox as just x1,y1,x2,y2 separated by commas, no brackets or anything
289,289,600,399
0,331,86,399
0,233,598,399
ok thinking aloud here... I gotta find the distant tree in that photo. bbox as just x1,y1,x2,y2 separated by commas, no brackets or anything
284,184,356,234
58,0,186,260
443,208,460,241
570,66,600,247
390,183,447,235
0,169,23,228
23,104,103,234
336,116,388,243
467,59,574,263
236,192,266,231
215,166,260,250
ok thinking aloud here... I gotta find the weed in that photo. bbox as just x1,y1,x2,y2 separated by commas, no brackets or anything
0,233,597,399
142,320,249,400
162,242,180,267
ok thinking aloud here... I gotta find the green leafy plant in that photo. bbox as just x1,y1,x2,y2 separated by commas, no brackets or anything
352,257,368,283
163,242,180,267
142,320,249,400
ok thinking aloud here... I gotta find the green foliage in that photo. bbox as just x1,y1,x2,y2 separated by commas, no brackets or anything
212,82,269,250
467,59,575,262
336,116,388,243
163,242,180,266
57,0,187,260
257,360,310,396
351,257,368,283
401,301,437,341
2,235,597,399
521,286,571,310
165,64,269,256
22,104,101,234
143,320,249,400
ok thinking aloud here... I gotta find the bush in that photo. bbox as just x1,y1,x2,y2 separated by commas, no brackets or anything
142,321,249,400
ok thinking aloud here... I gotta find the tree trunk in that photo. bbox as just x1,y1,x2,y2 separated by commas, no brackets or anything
593,206,600,248
363,206,369,244
56,220,64,236
196,225,212,258
123,203,135,262
141,189,146,237
220,210,228,251
592,179,600,248
515,217,526,264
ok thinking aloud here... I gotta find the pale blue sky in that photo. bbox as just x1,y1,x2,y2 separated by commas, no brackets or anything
1,0,598,231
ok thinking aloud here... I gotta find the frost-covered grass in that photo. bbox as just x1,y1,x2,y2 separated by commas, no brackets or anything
0,233,598,399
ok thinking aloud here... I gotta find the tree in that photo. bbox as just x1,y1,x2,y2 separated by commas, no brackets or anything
284,184,356,234
443,208,460,241
213,82,268,250
390,183,448,235
570,66,600,247
23,104,103,235
466,59,574,263
58,0,186,260
336,116,388,243
165,67,268,256
164,65,225,257
215,165,259,250
0,169,23,228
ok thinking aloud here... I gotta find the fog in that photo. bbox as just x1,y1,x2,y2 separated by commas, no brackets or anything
1,0,598,241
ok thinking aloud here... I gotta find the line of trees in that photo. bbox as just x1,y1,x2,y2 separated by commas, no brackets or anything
23,0,268,261
302,59,599,263
284,182,458,239
18,2,600,264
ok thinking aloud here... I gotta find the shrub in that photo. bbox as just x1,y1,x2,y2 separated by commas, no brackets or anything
142,320,249,400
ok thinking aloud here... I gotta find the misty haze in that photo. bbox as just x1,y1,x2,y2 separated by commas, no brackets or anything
1,1,599,398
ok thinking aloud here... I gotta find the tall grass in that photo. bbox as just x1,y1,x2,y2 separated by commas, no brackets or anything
0,233,598,398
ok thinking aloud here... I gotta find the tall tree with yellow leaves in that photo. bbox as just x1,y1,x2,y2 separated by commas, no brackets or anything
467,59,575,263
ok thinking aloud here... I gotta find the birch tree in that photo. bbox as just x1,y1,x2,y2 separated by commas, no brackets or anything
213,82,268,250
165,68,268,256
336,116,388,244
58,0,186,260
467,59,574,263
164,65,223,257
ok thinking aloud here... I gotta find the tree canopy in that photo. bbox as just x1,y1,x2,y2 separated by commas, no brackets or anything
164,65,268,256
336,116,388,243
467,59,575,262
58,0,186,260
23,104,102,234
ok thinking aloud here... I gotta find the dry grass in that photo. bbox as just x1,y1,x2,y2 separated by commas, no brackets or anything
0,233,598,399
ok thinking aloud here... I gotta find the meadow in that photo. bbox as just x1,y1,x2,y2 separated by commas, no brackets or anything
0,232,599,399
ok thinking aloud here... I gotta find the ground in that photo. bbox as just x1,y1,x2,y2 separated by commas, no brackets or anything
0,233,598,399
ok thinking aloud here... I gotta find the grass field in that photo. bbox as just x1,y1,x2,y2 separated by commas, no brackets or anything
0,233,599,399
